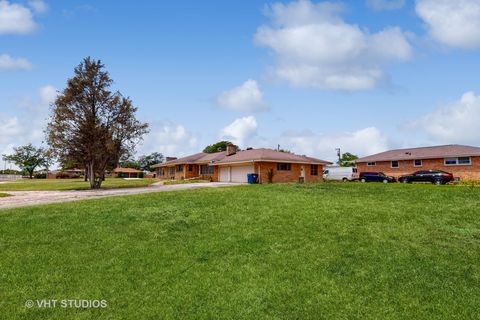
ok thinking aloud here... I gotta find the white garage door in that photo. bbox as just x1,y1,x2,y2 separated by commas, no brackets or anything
219,166,254,183
219,167,230,182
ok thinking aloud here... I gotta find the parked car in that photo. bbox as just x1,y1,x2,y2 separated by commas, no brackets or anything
323,166,359,182
398,170,454,185
359,172,396,183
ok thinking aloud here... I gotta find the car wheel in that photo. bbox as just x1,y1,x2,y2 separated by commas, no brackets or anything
342,178,348,182
360,178,366,183
402,179,409,184
383,179,388,183
434,179,442,185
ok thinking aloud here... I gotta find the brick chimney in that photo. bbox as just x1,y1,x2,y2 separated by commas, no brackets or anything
226,143,237,156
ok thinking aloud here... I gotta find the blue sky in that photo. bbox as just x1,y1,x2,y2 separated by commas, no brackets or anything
1,0,480,163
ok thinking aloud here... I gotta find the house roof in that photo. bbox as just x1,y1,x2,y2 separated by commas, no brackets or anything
153,148,331,167
152,151,228,167
112,167,142,173
215,148,331,165
356,144,480,163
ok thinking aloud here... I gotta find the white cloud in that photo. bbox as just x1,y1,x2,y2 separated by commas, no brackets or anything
215,79,268,112
0,117,23,145
416,0,480,49
0,0,37,34
279,127,389,160
0,85,56,159
254,0,413,90
220,116,258,147
0,54,32,70
28,0,47,14
409,91,480,145
367,0,405,11
138,123,198,157
39,85,56,105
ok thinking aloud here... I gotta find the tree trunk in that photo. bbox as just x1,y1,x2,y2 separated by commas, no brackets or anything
88,162,97,189
28,170,34,179
84,165,88,182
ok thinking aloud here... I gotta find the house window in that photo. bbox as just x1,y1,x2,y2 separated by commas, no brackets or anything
200,165,214,175
159,168,164,177
168,167,175,176
391,161,399,168
277,163,291,171
367,162,376,166
311,165,318,176
188,164,193,172
458,157,472,165
176,165,183,172
414,159,422,167
445,157,472,165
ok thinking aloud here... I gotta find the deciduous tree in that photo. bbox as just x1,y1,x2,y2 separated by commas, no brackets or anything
2,144,49,179
47,57,148,189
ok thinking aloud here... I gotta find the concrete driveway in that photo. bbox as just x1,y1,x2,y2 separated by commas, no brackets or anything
0,182,240,210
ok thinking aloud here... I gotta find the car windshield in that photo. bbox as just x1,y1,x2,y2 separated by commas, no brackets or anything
378,172,386,177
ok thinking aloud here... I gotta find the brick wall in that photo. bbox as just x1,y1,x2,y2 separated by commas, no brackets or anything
356,156,480,181
255,162,324,183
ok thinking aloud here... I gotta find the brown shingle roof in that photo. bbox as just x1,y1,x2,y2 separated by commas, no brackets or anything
153,151,228,167
356,144,480,163
153,148,331,167
216,148,331,165
112,167,142,173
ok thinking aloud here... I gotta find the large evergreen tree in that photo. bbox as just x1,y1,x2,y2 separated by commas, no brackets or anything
47,57,148,189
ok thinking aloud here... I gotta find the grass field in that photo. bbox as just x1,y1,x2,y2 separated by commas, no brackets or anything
0,193,11,197
1,183,479,319
0,178,158,191
163,179,210,185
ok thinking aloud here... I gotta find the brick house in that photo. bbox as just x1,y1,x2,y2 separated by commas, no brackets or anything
152,145,331,183
112,167,143,178
356,145,480,181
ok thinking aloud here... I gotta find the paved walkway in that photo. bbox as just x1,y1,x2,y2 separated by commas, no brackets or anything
0,182,240,210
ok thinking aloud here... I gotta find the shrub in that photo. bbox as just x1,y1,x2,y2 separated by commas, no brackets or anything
56,172,71,179
138,172,144,178
34,173,47,179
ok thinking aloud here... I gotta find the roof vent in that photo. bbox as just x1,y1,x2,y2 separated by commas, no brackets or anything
405,152,411,156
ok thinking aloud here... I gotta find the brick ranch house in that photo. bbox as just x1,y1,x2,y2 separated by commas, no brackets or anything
152,145,331,183
356,144,480,181
112,167,143,178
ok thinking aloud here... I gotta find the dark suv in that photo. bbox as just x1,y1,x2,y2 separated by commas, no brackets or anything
398,170,454,185
359,172,396,183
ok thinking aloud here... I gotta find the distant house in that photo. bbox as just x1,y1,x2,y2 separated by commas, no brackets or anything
356,144,480,181
48,168,85,179
112,167,143,178
152,144,331,183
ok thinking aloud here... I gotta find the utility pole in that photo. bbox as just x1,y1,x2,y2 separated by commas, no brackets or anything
336,148,341,164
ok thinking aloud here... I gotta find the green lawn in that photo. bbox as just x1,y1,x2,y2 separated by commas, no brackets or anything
163,179,210,185
1,183,479,319
0,178,158,191
0,193,11,197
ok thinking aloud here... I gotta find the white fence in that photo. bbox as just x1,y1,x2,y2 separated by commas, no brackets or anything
0,174,23,181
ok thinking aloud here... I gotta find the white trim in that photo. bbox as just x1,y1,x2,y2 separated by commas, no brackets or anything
216,159,328,166
444,157,472,166
414,159,423,167
390,160,400,168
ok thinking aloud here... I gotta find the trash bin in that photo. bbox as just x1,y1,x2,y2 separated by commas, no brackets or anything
247,173,259,184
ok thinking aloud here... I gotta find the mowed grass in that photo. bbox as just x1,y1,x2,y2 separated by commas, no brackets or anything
0,193,11,197
0,183,479,319
0,178,158,191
